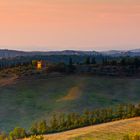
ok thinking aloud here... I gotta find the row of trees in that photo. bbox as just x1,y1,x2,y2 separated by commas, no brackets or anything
47,57,140,74
0,56,140,78
1,55,140,69
84,56,140,67
1,104,140,140
102,57,140,67
0,57,33,69
0,56,140,72
29,104,140,135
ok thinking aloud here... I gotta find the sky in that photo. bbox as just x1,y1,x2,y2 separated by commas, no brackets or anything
0,0,140,51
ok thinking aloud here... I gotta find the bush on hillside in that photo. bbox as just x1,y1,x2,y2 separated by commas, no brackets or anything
0,133,8,140
30,120,48,135
9,127,26,140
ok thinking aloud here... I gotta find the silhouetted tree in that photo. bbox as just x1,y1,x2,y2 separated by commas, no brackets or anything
85,56,90,65
91,57,96,64
69,57,73,66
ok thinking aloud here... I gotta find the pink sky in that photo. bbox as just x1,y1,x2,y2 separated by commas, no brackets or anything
0,0,140,51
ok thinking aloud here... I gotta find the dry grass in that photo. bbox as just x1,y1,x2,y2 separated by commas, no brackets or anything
0,75,18,87
36,117,140,140
57,86,81,101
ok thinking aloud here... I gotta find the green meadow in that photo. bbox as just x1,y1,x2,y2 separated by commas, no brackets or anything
0,75,140,132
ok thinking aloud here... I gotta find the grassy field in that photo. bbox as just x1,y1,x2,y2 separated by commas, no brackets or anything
41,117,140,140
0,75,140,132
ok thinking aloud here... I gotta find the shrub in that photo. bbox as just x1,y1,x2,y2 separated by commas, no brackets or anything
38,120,48,134
9,127,26,140
30,120,48,135
0,133,8,140
30,122,39,135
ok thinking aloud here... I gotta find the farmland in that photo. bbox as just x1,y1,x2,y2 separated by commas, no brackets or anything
0,75,140,132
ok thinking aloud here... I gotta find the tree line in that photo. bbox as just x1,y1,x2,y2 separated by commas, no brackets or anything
0,55,140,69
1,104,140,140
0,56,140,79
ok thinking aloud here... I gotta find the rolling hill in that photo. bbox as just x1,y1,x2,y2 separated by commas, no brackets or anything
0,49,140,58
40,117,140,140
0,74,140,132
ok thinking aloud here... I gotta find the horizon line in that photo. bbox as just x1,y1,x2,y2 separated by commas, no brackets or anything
0,48,140,52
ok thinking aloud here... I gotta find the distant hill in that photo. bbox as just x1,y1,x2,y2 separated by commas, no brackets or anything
0,49,27,58
101,49,140,57
0,49,100,58
0,49,140,58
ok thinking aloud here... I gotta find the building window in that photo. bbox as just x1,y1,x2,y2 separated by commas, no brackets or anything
37,61,42,69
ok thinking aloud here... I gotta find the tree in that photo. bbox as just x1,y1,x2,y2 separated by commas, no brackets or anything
58,114,66,130
38,120,48,134
134,57,140,69
30,120,48,135
68,57,75,73
102,57,108,65
0,133,8,140
91,57,96,64
9,127,26,140
30,122,38,135
50,114,59,131
110,60,117,65
85,56,90,65
120,58,127,66
69,57,73,66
